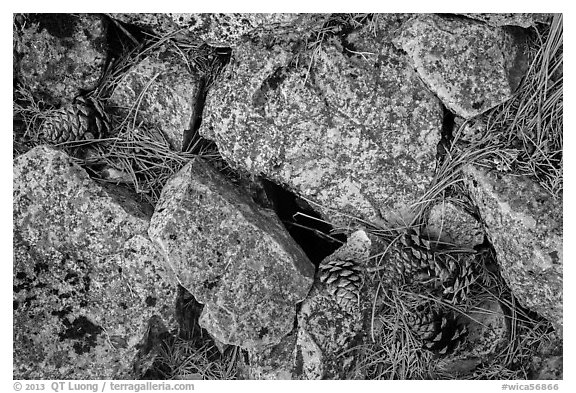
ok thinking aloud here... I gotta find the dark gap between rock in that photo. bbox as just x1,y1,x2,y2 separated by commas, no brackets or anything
184,45,232,153
437,104,455,161
261,179,347,266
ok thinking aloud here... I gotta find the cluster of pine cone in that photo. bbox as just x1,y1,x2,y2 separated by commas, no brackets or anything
318,227,479,357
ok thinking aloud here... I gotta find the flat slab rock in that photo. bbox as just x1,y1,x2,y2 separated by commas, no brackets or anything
14,13,108,106
110,47,201,152
464,166,562,332
13,146,176,379
395,14,530,119
200,18,442,226
148,158,315,351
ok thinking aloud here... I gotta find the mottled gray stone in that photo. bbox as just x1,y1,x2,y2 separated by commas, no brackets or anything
109,47,201,151
13,146,176,379
395,14,530,119
200,20,442,226
13,145,152,259
464,165,562,331
13,14,108,106
110,13,322,47
459,13,552,28
148,159,314,351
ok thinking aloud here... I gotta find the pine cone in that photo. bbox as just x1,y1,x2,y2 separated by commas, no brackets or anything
381,228,479,303
39,96,109,144
319,258,364,314
406,307,468,356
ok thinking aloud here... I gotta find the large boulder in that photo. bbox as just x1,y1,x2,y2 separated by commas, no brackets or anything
13,146,176,379
148,158,315,351
13,13,108,106
109,47,202,151
464,166,562,331
395,14,530,119
200,17,442,226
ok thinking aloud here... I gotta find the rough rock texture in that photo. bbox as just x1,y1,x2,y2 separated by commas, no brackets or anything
247,333,298,379
110,13,322,47
14,145,152,258
110,47,201,151
13,14,108,106
200,19,442,225
148,158,315,351
395,14,530,119
426,201,485,249
13,146,176,379
464,166,562,331
295,231,371,379
459,13,552,28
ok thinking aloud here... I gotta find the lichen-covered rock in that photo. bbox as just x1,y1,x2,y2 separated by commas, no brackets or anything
148,158,315,351
13,234,176,379
13,145,152,259
13,13,108,106
395,14,530,119
459,13,552,28
464,166,562,331
110,13,321,47
200,19,442,226
426,201,485,249
295,231,371,379
110,47,201,151
13,146,176,379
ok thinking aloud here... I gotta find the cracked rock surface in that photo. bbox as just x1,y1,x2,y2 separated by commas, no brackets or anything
200,17,442,226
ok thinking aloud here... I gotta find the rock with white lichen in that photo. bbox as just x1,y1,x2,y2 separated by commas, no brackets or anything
13,145,176,379
13,14,108,106
200,16,442,226
395,14,530,119
464,165,562,332
148,158,315,351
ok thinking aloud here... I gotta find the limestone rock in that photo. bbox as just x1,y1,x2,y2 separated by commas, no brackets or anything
200,20,442,226
395,14,530,119
458,13,552,28
110,13,321,47
148,159,315,351
110,47,202,151
13,14,108,106
464,166,562,331
426,201,485,249
13,146,176,379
